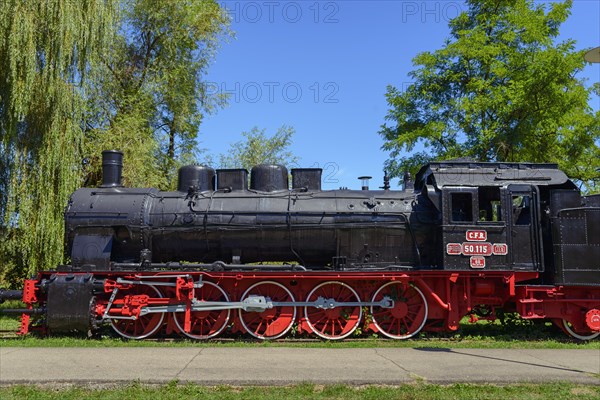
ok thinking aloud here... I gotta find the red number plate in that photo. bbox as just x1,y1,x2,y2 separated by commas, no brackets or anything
470,256,486,268
492,243,508,255
446,243,462,255
462,242,492,256
466,230,487,241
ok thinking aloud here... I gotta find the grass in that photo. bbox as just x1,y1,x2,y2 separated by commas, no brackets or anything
0,382,598,400
2,301,599,349
1,317,598,349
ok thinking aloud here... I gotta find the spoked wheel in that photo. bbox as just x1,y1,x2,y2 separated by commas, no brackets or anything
304,281,362,340
110,284,165,340
173,281,231,340
239,281,296,340
370,282,428,339
561,318,600,341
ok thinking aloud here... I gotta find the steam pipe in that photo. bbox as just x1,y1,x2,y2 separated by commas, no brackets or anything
0,289,23,303
111,262,307,272
0,308,44,315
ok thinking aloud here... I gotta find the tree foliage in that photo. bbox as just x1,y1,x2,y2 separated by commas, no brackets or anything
218,126,300,171
380,0,600,191
0,0,117,286
0,0,230,287
84,0,230,190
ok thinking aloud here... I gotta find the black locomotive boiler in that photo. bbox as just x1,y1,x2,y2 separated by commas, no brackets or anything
1,150,599,340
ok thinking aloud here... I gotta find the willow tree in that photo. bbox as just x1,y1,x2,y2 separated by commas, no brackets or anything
84,0,230,190
0,1,117,286
380,0,600,191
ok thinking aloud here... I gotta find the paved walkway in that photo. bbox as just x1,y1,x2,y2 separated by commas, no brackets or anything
0,347,599,386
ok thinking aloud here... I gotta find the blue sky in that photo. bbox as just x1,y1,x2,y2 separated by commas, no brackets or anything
199,0,600,190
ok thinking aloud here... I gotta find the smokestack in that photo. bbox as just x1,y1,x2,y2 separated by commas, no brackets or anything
100,150,123,188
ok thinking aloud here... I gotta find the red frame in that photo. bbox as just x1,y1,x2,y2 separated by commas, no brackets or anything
18,269,599,340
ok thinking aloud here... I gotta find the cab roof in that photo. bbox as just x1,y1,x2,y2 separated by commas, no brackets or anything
414,161,575,190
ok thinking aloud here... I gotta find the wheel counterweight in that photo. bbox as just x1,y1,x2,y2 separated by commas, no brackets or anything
562,318,600,341
370,282,428,339
304,281,363,340
173,281,231,340
110,284,165,340
239,281,296,339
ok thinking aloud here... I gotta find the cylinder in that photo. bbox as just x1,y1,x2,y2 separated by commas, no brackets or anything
100,150,123,188
177,165,216,192
250,164,288,192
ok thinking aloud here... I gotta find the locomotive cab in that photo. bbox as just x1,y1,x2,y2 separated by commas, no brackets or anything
415,161,580,275
435,184,542,271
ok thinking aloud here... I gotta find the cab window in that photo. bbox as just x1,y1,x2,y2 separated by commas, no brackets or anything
512,195,531,226
450,193,474,223
478,187,502,222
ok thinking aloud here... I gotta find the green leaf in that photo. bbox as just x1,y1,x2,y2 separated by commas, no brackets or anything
380,0,599,191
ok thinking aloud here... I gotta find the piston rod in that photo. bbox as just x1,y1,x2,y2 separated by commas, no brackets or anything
117,295,395,319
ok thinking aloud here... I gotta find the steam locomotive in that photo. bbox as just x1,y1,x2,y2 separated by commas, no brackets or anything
1,150,599,340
